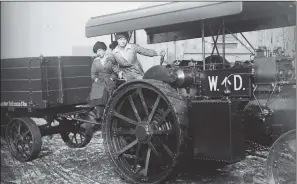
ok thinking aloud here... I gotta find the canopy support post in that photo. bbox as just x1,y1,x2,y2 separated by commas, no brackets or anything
226,28,255,54
202,20,205,70
239,32,255,53
209,24,221,57
222,20,225,68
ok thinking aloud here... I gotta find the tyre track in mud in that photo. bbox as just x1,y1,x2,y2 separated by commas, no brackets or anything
1,131,271,184
39,157,100,184
36,132,105,184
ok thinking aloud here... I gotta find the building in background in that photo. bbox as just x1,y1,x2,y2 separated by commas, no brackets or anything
73,3,296,72
1,2,295,73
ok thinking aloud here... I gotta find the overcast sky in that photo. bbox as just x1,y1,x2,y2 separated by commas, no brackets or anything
1,2,168,59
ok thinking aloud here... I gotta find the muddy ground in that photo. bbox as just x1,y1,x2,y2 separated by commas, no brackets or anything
1,126,273,184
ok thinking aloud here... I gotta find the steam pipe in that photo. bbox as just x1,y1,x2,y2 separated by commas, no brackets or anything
202,20,205,70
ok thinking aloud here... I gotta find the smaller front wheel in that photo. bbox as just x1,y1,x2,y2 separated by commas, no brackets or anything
60,117,93,148
5,117,42,162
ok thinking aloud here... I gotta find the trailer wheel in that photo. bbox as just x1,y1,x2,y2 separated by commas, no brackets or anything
102,79,189,184
5,117,42,162
267,129,296,184
60,117,93,148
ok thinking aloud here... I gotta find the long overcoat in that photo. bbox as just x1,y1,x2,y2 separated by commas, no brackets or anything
112,43,158,81
89,53,118,106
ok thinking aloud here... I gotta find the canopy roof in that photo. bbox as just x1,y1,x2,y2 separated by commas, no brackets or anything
85,1,296,43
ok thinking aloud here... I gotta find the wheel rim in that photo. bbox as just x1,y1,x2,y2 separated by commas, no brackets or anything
105,83,181,183
267,129,296,184
6,118,34,161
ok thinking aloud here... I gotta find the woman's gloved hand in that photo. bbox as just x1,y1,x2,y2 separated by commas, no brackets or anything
158,50,166,57
118,71,123,79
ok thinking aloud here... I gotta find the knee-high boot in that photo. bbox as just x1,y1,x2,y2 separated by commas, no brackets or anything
94,105,105,120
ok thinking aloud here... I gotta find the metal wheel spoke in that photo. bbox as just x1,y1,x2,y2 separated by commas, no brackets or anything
114,129,136,136
70,134,75,143
18,122,21,135
115,139,138,157
155,137,174,158
148,95,161,124
128,95,141,122
143,147,152,176
133,143,141,169
153,129,174,135
113,111,138,126
22,130,30,137
148,141,161,158
13,139,18,146
137,88,149,116
162,143,174,159
80,134,84,142
155,108,171,127
74,134,79,144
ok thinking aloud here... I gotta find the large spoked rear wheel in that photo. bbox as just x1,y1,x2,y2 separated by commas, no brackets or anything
267,129,296,184
5,117,42,162
102,79,189,184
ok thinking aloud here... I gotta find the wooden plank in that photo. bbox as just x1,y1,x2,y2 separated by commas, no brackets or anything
1,68,42,80
60,56,93,66
63,77,92,90
64,87,91,105
1,80,42,92
1,92,42,107
62,65,92,78
1,58,41,68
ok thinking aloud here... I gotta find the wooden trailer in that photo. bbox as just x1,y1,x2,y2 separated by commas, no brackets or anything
1,55,99,162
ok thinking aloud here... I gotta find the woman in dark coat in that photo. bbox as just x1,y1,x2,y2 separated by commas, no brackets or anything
90,41,119,119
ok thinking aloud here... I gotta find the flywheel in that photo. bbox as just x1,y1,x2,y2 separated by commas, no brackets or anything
267,129,296,184
102,79,189,184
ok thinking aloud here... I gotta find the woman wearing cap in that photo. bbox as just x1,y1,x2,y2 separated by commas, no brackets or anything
89,41,119,120
112,32,165,81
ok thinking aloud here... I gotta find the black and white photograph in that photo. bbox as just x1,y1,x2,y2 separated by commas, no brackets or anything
1,1,296,184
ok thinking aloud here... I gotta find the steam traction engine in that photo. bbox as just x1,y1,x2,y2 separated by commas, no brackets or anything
99,54,295,183
86,1,296,183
